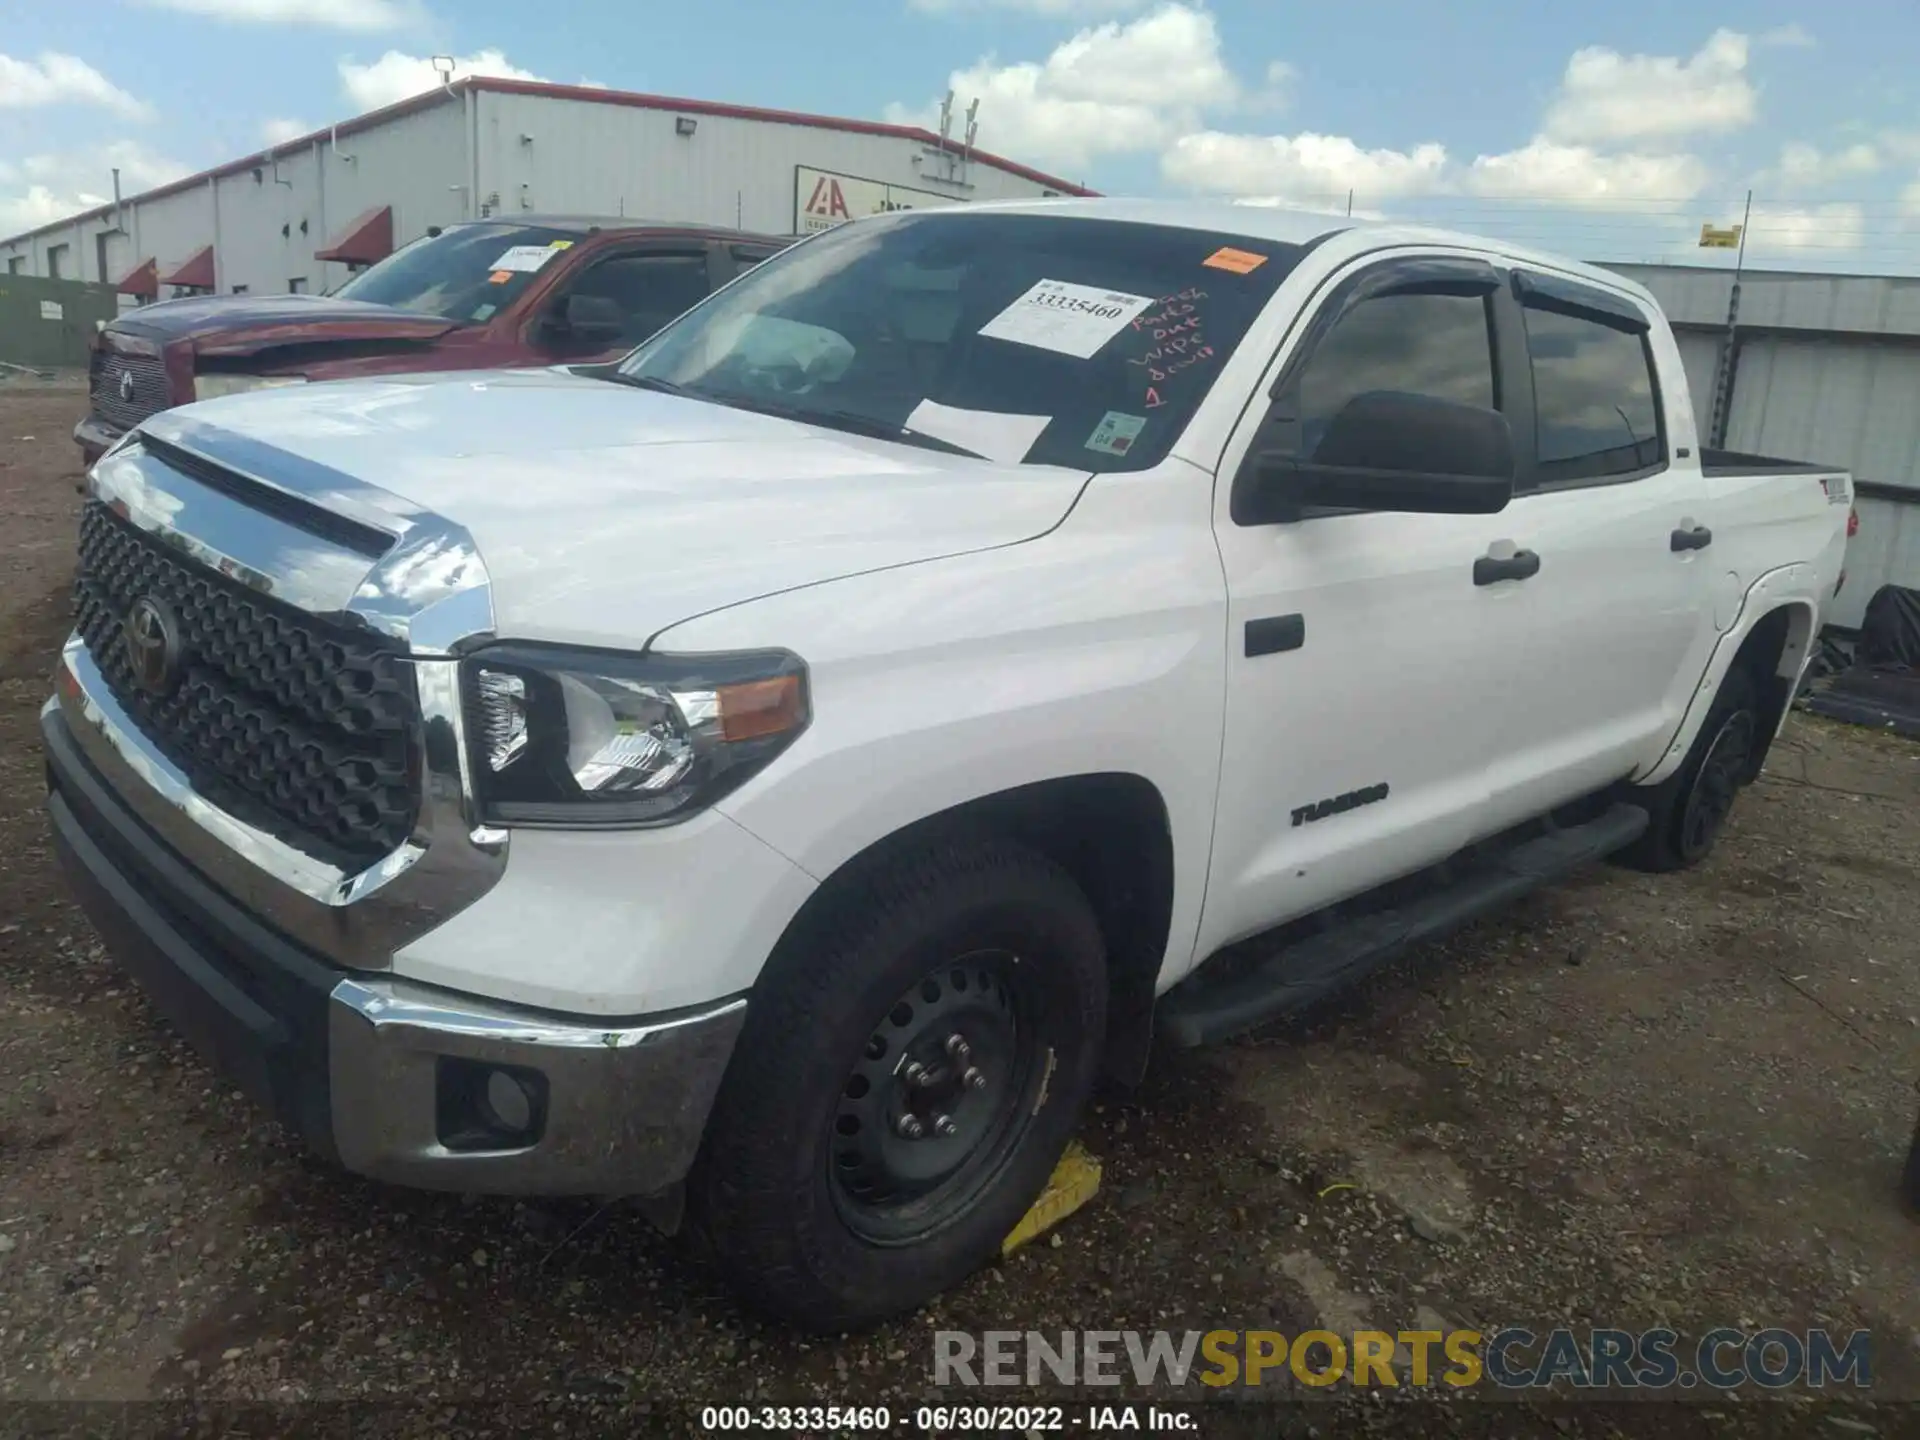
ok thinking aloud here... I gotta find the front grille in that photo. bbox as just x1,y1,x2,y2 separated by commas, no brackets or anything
72,503,419,869
89,349,171,432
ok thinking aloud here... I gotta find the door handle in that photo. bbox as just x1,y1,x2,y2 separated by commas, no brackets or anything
1670,524,1713,552
1473,549,1541,586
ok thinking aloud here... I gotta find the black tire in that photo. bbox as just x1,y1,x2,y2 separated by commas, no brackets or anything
1618,665,1762,873
689,834,1107,1331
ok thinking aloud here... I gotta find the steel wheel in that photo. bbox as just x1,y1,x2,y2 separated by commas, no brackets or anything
829,949,1044,1246
1679,708,1755,860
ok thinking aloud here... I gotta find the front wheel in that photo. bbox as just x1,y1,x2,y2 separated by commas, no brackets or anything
690,835,1107,1330
1618,666,1762,873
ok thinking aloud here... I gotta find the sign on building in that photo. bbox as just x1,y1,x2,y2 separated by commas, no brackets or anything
794,166,961,234
1698,223,1743,249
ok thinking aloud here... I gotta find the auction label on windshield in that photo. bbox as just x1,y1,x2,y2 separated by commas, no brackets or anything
489,244,567,274
978,280,1154,359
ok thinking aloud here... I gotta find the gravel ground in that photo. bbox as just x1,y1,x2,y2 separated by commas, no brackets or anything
1,384,1916,1435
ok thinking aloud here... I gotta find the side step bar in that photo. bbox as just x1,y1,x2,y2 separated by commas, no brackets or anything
1157,802,1649,1049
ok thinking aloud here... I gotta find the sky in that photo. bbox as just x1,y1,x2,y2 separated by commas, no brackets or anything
4,0,1919,273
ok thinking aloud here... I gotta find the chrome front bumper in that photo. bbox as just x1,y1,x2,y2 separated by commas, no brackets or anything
44,694,747,1199
329,977,745,1197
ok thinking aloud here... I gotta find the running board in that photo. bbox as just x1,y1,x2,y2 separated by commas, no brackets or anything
1157,802,1649,1049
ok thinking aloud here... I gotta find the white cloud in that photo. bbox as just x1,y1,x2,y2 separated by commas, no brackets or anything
1163,130,1449,204
135,0,415,30
908,0,1148,14
1543,29,1756,145
1246,59,1296,112
1771,140,1881,187
885,3,1235,172
1742,202,1868,255
260,117,312,145
1466,140,1710,205
1757,23,1815,48
0,51,152,120
339,49,544,112
0,142,190,236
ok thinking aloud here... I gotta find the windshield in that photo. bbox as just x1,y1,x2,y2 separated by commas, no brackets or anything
615,211,1306,471
334,223,579,322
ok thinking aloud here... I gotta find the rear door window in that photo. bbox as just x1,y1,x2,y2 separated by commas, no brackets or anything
1522,301,1663,484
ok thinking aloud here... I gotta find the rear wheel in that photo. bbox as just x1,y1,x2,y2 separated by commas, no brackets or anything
690,835,1107,1330
1619,666,1761,872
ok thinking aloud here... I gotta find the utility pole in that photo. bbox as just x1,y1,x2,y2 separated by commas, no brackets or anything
1707,188,1753,451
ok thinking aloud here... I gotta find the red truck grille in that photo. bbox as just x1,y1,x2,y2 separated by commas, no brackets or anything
89,348,171,433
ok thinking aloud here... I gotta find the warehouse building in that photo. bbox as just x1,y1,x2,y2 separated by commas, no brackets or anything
1611,263,1920,630
0,77,1089,300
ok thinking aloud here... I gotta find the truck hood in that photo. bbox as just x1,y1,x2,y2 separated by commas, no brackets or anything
143,368,1091,647
109,293,459,355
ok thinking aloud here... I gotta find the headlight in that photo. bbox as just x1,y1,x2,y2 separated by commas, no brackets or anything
462,643,810,826
192,374,307,402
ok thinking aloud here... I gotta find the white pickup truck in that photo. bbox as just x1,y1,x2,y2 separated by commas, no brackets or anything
44,198,1852,1329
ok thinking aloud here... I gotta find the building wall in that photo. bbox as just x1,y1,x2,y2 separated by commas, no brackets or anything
1727,338,1920,490
1671,326,1724,430
471,91,1065,236
1724,335,1920,628
217,101,473,295
0,98,475,297
1610,264,1920,338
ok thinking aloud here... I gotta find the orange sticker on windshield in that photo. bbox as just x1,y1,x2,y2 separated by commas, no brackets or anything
488,270,513,284
1203,247,1268,274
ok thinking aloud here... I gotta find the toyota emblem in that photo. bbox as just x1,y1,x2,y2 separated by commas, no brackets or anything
123,596,183,695
118,370,136,403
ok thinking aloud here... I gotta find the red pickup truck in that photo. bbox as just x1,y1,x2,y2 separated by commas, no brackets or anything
76,216,792,465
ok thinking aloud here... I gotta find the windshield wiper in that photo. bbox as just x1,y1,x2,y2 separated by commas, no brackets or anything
706,393,985,458
596,377,985,458
601,372,688,395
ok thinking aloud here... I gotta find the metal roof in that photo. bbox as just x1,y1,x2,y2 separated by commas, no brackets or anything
449,215,788,241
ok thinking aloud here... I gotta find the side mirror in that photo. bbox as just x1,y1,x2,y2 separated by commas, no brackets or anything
1242,391,1515,521
556,293,626,344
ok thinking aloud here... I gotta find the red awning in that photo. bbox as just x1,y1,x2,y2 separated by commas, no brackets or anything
115,257,159,297
159,245,215,290
314,206,393,266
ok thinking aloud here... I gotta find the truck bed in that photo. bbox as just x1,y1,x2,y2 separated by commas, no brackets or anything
1700,448,1843,478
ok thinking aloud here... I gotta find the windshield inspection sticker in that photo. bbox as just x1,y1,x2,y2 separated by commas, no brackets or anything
1085,411,1147,457
489,244,565,274
1203,246,1268,275
977,280,1155,360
